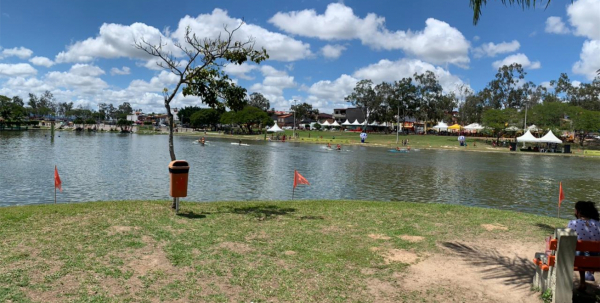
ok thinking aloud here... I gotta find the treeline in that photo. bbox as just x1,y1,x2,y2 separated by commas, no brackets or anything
177,92,275,133
346,63,600,145
0,90,137,124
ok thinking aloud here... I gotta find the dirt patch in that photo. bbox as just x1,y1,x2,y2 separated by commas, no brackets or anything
284,250,296,255
366,278,399,303
398,235,424,243
108,225,140,235
383,249,419,264
481,223,508,231
320,225,343,234
218,241,254,254
400,239,542,303
244,230,270,242
368,233,391,240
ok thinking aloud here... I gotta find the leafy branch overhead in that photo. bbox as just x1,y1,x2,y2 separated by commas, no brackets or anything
134,22,269,162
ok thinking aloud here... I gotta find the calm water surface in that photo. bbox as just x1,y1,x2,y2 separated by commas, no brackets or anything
1,130,598,216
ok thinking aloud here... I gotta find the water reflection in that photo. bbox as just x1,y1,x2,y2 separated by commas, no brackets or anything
1,130,599,216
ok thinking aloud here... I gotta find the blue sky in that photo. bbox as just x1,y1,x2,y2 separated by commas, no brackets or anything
0,0,598,114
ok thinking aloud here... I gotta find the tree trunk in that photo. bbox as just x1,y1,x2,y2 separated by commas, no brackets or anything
165,99,176,161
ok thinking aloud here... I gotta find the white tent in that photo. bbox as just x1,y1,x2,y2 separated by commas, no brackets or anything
516,130,540,143
538,130,563,144
321,120,331,126
330,120,340,127
267,124,284,133
505,126,520,131
351,119,361,126
464,123,484,130
432,122,448,131
527,124,542,132
342,119,352,126
369,121,379,126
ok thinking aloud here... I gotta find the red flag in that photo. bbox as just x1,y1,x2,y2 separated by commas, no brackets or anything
293,170,310,189
54,166,62,192
558,182,564,207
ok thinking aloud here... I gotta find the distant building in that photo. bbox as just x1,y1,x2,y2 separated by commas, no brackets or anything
277,114,294,127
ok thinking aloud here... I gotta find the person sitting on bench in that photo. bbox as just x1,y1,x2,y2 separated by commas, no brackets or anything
567,201,600,290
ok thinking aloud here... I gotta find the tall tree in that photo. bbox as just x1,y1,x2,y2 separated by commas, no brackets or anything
291,102,319,126
177,106,202,124
414,71,443,129
572,109,600,147
248,92,270,111
135,23,268,162
345,79,379,129
484,63,526,109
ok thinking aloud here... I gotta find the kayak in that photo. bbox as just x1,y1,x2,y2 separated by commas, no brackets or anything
389,149,409,153
231,143,250,146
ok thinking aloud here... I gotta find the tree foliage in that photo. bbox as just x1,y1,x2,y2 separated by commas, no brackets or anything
248,92,270,112
135,23,269,161
291,102,319,124
220,106,273,133
190,108,221,130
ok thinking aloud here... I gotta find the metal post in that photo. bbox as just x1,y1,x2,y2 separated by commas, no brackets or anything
292,99,296,139
396,102,400,145
523,102,528,148
175,198,179,214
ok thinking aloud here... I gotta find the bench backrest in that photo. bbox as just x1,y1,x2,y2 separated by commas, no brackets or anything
545,239,600,270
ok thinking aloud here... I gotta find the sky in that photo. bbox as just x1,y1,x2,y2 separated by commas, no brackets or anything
0,0,598,114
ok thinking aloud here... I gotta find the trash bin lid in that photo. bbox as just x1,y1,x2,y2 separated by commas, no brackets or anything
169,160,189,173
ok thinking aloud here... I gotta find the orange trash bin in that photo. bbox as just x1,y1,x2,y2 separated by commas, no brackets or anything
168,160,189,197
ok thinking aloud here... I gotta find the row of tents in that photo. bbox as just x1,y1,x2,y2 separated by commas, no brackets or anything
516,130,563,144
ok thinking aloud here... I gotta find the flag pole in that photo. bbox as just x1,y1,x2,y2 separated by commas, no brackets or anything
292,187,295,200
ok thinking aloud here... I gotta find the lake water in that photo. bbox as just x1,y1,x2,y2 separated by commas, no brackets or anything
1,130,598,216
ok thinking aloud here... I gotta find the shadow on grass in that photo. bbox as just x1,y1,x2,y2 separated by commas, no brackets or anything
176,211,206,219
534,223,558,235
441,242,535,288
298,215,324,220
227,205,296,220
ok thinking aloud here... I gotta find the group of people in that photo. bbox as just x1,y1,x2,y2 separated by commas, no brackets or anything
566,201,600,290
326,142,341,150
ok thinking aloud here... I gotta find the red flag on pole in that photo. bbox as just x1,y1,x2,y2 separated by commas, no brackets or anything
293,170,310,189
558,182,564,207
54,166,62,192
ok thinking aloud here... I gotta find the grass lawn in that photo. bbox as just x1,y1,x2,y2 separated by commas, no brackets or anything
0,200,578,302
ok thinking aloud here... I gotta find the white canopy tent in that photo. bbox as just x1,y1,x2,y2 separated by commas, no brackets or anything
351,119,362,126
369,121,379,126
321,120,331,126
341,119,352,126
516,130,540,143
432,122,448,131
330,120,340,127
267,124,284,133
464,123,484,131
538,130,563,144
505,126,520,131
527,124,542,132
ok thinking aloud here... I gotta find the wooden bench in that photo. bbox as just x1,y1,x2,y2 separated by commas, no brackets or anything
532,228,600,303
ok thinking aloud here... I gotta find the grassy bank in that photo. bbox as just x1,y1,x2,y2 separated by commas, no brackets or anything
0,200,576,302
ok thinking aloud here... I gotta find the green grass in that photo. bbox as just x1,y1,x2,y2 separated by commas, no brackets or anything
0,200,568,302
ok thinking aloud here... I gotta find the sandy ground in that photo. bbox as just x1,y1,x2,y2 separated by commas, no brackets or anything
396,238,600,303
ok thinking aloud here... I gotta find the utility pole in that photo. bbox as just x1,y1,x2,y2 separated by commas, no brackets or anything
292,99,297,139
523,99,529,148
396,92,402,145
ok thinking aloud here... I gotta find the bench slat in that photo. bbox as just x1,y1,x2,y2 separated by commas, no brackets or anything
575,240,600,252
574,256,600,269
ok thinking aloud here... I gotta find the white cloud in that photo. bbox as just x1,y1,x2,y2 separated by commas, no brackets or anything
46,70,108,91
567,0,600,40
110,66,131,75
172,9,312,62
472,40,520,58
269,3,469,67
572,39,600,80
353,58,467,94
55,22,179,63
0,63,37,77
249,65,297,109
29,56,55,67
540,81,552,89
492,53,541,70
223,63,256,80
307,74,358,101
127,70,179,93
69,64,105,77
321,44,346,59
572,80,582,87
545,16,571,34
1,47,33,59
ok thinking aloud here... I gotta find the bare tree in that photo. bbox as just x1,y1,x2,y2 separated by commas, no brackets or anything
135,23,268,161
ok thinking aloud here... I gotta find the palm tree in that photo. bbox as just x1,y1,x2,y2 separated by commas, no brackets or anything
470,0,559,25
